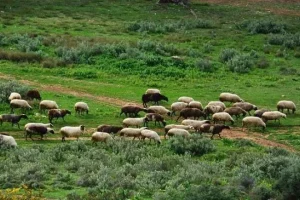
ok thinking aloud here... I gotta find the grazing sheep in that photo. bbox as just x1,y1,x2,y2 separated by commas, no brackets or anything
145,113,166,127
254,109,269,118
40,100,59,112
25,125,55,140
74,102,89,115
24,123,53,129
122,117,149,128
145,88,161,94
0,114,28,129
148,106,171,116
60,125,85,142
26,89,41,101
178,96,194,104
119,127,147,140
164,124,194,138
167,128,190,138
181,119,210,133
207,101,226,110
277,100,296,114
0,134,17,147
211,125,230,139
204,105,223,119
233,102,257,115
10,99,32,113
120,105,148,117
199,124,212,134
91,132,112,143
176,108,206,121
142,93,168,108
141,129,161,144
188,101,203,110
171,102,188,116
224,107,247,119
242,117,266,131
262,111,286,124
48,109,71,123
212,112,234,125
219,92,243,103
96,125,123,135
8,92,21,101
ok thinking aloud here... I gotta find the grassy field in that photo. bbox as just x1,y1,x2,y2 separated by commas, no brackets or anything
1,0,300,199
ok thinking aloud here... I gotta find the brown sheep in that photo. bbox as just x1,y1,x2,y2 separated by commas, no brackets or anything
48,109,71,123
233,102,257,115
211,125,230,139
120,105,148,117
176,108,207,122
224,107,247,119
145,113,166,127
96,125,123,136
26,89,42,101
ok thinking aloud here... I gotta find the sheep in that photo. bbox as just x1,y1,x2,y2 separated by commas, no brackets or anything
211,125,230,139
39,100,59,112
0,114,28,129
167,128,190,138
207,101,226,110
26,89,41,101
8,92,21,101
145,88,161,94
96,125,123,136
142,93,168,108
242,116,266,131
141,129,161,144
181,119,211,133
145,113,166,127
10,99,32,113
188,101,203,110
120,105,148,117
148,106,171,116
119,127,147,140
224,107,247,119
122,117,149,128
0,134,17,147
60,125,85,142
262,111,286,124
24,123,53,129
254,109,269,118
171,102,188,116
25,125,55,140
199,123,212,134
212,112,234,125
74,102,89,115
176,108,206,121
219,92,243,103
277,100,296,114
178,96,194,104
233,102,257,115
91,132,112,143
164,124,194,138
204,105,223,119
48,109,71,123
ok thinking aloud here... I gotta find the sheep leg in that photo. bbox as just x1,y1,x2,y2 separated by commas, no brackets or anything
218,133,222,139
211,134,214,140
62,137,65,142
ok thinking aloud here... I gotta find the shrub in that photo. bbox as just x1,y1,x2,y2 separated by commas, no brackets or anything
256,57,270,69
195,59,216,72
279,66,297,75
219,48,239,63
227,54,254,73
245,20,286,34
268,34,285,45
0,80,30,103
203,43,213,53
168,135,215,156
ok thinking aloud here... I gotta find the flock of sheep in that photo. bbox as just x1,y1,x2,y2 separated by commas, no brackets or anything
0,88,297,147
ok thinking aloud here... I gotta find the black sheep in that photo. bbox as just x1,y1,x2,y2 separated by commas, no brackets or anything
211,125,230,139
142,93,168,108
25,125,54,140
97,125,123,135
26,89,42,101
120,106,148,117
0,114,28,129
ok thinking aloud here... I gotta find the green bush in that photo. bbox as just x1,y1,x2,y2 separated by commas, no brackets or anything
195,59,216,72
227,54,254,73
279,66,298,75
268,34,285,45
219,48,239,63
256,57,270,69
0,80,30,103
245,20,286,34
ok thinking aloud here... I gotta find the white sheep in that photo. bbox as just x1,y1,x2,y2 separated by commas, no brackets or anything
8,92,21,101
212,112,234,125
60,125,85,142
219,92,243,103
148,105,171,116
277,100,296,114
122,117,148,128
145,88,161,94
181,119,211,132
204,105,223,118
262,111,286,124
119,127,147,140
91,132,112,143
167,128,190,138
242,116,266,131
171,102,188,116
74,102,89,115
10,99,32,113
141,129,161,144
207,101,226,110
164,124,194,138
178,96,194,104
24,123,53,129
0,134,17,147
39,100,59,112
188,101,203,110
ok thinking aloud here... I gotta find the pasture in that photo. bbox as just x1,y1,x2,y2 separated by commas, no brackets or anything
0,0,300,199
